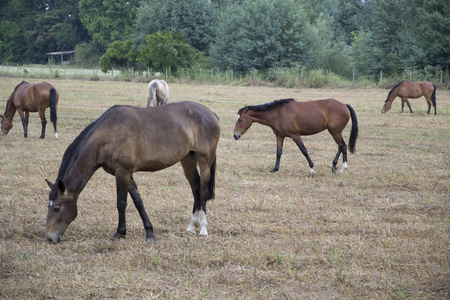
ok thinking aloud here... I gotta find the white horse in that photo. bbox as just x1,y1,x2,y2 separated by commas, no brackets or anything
147,79,169,107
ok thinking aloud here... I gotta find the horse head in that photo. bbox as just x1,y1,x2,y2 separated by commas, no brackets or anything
233,107,252,140
45,179,78,243
381,101,392,113
0,115,13,135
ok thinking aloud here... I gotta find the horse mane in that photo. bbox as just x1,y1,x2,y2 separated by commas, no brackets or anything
385,81,403,103
238,98,295,115
4,81,28,114
49,106,117,199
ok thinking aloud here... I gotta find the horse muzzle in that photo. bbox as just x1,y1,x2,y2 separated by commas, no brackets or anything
46,234,62,244
233,133,241,140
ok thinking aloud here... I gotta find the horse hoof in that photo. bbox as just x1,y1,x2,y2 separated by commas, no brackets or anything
186,228,196,235
145,236,156,243
111,233,126,241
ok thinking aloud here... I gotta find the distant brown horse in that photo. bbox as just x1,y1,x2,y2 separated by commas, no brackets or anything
45,101,220,243
147,79,169,107
1,81,59,138
234,98,358,174
382,81,436,115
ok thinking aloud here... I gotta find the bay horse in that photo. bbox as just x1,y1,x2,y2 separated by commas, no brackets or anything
147,79,169,107
45,101,220,243
381,81,437,115
233,98,358,174
1,81,59,138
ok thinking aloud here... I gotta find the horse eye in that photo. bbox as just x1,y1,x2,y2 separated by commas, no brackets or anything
53,206,60,212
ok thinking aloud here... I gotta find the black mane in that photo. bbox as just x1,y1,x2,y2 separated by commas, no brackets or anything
4,81,28,114
49,106,118,199
238,98,295,115
385,81,403,103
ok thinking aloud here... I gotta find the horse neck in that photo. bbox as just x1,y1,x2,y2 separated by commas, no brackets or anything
386,88,398,104
59,146,99,196
248,110,277,127
3,98,17,118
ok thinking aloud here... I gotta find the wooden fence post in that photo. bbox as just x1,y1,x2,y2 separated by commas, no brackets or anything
352,70,355,88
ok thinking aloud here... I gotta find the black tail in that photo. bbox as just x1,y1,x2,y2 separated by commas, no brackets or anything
50,88,57,124
346,104,358,153
207,157,217,200
431,84,437,107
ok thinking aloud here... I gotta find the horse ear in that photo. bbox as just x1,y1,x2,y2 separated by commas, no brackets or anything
45,179,54,189
57,180,66,193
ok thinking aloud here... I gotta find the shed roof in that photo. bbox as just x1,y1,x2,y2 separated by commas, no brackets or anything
46,51,75,55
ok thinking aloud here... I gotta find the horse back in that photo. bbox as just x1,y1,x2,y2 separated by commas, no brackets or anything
398,81,434,98
89,102,219,173
289,99,349,135
13,82,56,112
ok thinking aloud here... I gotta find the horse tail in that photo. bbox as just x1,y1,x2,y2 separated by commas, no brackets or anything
50,88,57,124
151,82,157,98
431,84,437,107
207,156,217,200
346,104,358,153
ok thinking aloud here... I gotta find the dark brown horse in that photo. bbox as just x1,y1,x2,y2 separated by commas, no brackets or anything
382,81,437,115
233,98,358,174
1,81,59,138
45,101,220,243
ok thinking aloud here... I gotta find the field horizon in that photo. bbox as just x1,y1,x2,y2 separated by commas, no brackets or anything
0,77,448,299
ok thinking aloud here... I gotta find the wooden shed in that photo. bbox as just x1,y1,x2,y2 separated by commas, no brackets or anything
47,51,75,65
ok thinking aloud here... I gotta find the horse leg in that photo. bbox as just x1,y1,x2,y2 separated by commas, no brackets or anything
128,176,155,242
196,156,214,237
401,98,405,113
39,110,46,139
270,136,285,173
330,132,348,173
291,135,315,174
181,153,204,236
425,96,432,115
112,169,132,240
403,98,413,113
17,110,28,138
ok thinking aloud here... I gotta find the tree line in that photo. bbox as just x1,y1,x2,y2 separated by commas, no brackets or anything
0,0,448,79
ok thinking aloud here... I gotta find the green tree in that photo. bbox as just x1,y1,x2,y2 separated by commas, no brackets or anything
210,0,312,72
75,41,104,66
0,0,89,63
79,0,139,49
138,31,201,71
409,0,450,70
134,0,215,51
308,13,352,77
99,39,138,72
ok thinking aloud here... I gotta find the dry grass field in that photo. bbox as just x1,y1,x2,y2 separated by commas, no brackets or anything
0,77,448,299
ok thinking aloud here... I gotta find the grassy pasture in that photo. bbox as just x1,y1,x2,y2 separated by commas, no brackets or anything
0,77,448,299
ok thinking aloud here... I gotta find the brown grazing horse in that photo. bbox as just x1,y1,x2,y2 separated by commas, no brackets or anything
45,101,220,243
147,79,169,107
1,81,59,138
234,98,358,174
382,81,436,115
